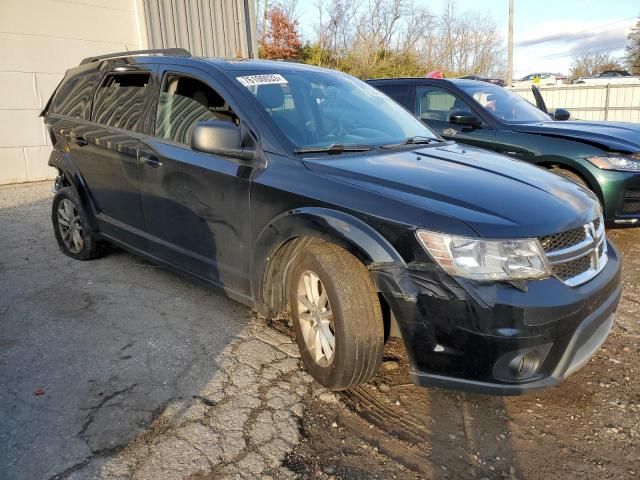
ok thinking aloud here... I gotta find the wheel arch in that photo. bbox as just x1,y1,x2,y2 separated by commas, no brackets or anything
49,150,99,230
251,207,405,318
534,156,605,203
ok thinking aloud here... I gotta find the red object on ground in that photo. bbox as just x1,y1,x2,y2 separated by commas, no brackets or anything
425,70,444,79
33,388,45,396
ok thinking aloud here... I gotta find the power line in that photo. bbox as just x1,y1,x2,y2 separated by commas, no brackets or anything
542,39,628,59
516,17,635,48
516,16,636,48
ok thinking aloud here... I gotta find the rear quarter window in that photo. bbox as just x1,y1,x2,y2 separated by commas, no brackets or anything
92,72,151,133
50,69,99,119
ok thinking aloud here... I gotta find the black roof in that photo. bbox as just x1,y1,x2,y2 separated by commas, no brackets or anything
78,50,340,75
366,77,491,87
196,57,337,73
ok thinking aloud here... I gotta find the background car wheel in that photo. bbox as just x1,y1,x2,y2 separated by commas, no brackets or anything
552,167,589,188
52,187,106,260
289,242,384,390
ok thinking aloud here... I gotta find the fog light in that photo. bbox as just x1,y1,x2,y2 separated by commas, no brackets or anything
508,351,540,379
492,343,552,383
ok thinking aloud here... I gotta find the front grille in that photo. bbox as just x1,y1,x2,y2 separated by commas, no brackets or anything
552,255,592,281
539,227,586,253
623,190,640,213
539,215,607,287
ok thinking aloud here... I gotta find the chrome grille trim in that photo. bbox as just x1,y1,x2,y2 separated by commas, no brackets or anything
540,215,607,287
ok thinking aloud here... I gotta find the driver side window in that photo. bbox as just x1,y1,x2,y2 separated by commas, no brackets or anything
155,74,238,146
415,86,472,122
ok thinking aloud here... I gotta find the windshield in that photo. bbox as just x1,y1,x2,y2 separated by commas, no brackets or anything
235,70,439,150
458,83,551,123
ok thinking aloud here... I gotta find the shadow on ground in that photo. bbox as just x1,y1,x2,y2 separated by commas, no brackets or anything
0,183,251,479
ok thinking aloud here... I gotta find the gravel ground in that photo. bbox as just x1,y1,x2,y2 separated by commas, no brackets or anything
0,181,638,480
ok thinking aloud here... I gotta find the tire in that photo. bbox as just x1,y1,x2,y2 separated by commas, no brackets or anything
552,167,589,188
289,242,384,390
52,187,106,260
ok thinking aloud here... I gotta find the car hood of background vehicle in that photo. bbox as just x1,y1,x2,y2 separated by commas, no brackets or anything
303,143,599,238
511,121,640,153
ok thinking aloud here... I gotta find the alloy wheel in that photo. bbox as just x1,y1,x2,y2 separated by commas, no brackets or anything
57,198,84,254
296,270,336,366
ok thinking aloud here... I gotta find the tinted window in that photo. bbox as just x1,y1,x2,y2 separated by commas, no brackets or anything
377,84,413,109
155,74,238,145
415,86,472,122
237,70,438,149
50,69,98,119
92,73,151,132
458,83,551,123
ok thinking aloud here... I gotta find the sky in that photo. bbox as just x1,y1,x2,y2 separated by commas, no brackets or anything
292,0,639,78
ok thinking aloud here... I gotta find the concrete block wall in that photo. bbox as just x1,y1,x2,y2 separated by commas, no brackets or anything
0,0,145,185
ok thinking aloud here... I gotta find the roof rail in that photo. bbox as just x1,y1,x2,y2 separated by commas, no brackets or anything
80,48,192,65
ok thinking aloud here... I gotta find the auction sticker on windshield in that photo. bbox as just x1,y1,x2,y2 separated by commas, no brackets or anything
236,74,288,87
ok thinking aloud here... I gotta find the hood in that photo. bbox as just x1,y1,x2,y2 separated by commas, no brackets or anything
303,143,599,238
511,120,640,152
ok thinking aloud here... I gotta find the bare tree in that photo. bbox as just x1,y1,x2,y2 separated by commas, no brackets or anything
304,0,506,79
569,52,625,81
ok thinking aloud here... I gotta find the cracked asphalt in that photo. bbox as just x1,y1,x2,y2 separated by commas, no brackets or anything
2,181,639,480
0,182,314,480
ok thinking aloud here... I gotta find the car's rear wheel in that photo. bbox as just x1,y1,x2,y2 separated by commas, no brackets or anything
289,242,384,390
52,187,106,260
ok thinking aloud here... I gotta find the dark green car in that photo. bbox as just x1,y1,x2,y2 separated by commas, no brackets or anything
367,78,640,226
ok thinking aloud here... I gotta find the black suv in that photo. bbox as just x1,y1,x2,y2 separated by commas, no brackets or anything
42,49,621,395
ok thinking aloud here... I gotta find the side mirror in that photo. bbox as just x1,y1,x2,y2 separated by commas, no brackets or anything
448,109,483,128
191,120,255,160
550,108,570,121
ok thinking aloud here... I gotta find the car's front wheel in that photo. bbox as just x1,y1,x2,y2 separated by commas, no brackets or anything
289,242,384,390
52,187,106,260
552,166,589,188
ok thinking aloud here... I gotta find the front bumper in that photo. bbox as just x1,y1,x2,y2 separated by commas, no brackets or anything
600,170,640,226
373,240,622,395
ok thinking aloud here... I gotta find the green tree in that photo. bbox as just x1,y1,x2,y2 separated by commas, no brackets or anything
626,15,640,75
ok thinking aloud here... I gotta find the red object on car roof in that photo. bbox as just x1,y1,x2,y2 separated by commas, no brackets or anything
425,70,444,79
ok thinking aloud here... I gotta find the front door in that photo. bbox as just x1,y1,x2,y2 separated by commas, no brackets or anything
137,65,254,297
415,85,496,151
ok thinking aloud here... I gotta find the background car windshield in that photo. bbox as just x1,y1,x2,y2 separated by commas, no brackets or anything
459,84,551,123
237,70,438,149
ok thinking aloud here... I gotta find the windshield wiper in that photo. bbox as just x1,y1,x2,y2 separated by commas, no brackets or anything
381,136,441,149
294,143,372,155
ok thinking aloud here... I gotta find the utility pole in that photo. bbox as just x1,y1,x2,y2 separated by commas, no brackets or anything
507,0,514,87
261,0,269,44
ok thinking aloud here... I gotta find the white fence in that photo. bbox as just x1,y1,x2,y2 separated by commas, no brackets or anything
510,84,640,123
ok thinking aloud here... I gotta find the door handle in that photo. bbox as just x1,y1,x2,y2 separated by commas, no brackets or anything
140,155,162,168
71,134,88,146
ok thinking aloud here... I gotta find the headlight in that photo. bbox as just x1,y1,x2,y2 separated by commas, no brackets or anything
587,155,640,172
416,229,551,281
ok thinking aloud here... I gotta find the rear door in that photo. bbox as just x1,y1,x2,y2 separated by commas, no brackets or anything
414,85,496,150
71,66,157,249
136,65,254,296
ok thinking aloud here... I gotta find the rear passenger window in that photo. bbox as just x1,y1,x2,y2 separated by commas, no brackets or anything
50,69,98,119
155,74,238,146
92,73,151,132
415,86,472,122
